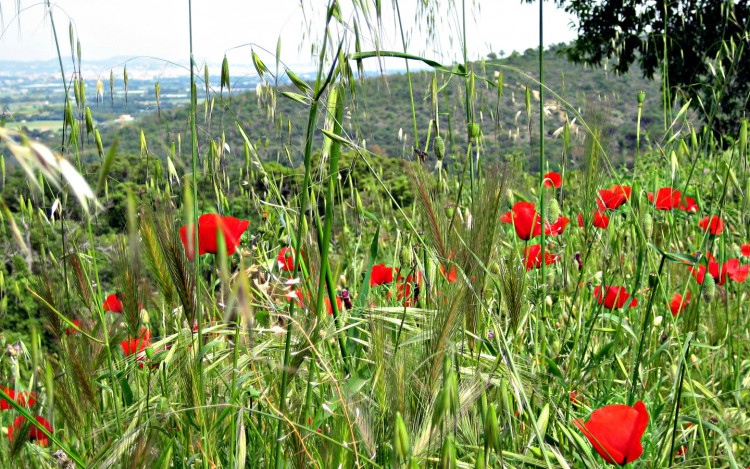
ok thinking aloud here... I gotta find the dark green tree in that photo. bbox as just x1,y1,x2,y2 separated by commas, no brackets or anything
538,0,750,137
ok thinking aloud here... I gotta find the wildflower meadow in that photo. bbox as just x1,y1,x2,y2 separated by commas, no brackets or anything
1,0,749,467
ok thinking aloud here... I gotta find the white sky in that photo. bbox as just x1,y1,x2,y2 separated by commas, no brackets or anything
0,0,576,70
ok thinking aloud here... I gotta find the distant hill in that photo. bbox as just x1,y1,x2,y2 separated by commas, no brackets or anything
5,43,668,173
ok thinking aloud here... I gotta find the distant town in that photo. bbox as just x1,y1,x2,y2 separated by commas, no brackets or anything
0,56,315,141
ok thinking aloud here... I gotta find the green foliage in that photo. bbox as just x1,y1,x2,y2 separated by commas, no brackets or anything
544,0,750,137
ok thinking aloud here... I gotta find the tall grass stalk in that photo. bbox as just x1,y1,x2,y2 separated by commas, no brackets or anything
273,5,338,466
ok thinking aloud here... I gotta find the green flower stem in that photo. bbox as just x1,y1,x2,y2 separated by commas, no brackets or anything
628,254,666,405
274,6,337,466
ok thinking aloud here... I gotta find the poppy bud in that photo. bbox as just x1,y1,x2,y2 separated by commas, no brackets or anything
468,122,481,140
642,212,653,239
648,273,660,288
702,274,716,302
546,198,560,223
434,136,445,161
505,188,515,204
445,207,455,218
400,246,412,267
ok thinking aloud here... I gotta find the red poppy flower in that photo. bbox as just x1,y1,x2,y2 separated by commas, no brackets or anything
648,187,681,210
120,328,152,356
8,415,53,446
545,216,570,236
64,319,83,336
501,202,569,240
370,264,397,286
597,187,629,210
325,296,343,315
103,293,124,313
679,196,699,213
690,254,747,285
741,243,750,257
574,401,649,465
610,184,632,200
395,271,423,306
501,201,542,240
543,172,562,188
670,292,691,316
578,211,610,229
699,215,724,235
439,264,458,283
594,286,638,309
722,258,749,283
285,288,306,309
1,387,36,411
277,247,296,271
523,245,557,270
180,214,250,260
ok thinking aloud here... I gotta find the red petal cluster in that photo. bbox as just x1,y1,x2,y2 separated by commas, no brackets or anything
121,328,153,356
594,285,638,309
648,187,682,210
277,247,296,271
64,318,83,336
180,214,250,260
324,296,343,315
370,264,397,286
1,387,37,411
523,245,557,270
103,293,124,313
500,202,569,240
596,185,631,210
8,415,53,446
543,171,562,188
670,292,691,316
689,253,749,285
578,211,610,229
698,215,724,235
574,401,649,465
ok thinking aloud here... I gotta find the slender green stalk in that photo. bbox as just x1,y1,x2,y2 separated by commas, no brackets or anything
187,3,208,467
273,8,337,466
538,0,547,318
315,84,350,371
629,255,666,405
393,1,419,148
46,0,123,437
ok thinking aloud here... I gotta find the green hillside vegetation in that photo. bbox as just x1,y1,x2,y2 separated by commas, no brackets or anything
93,44,666,173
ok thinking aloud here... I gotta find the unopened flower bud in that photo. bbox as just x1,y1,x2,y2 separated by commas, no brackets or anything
546,198,560,223
400,246,412,267
643,212,653,239
468,122,481,140
702,274,716,302
434,136,445,161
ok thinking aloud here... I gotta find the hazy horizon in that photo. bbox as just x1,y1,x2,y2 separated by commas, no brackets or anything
1,1,576,71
